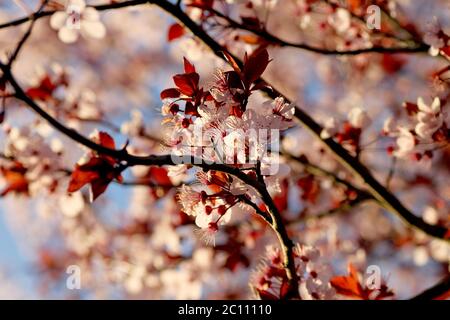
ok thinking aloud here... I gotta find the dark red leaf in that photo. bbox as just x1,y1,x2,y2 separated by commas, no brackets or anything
183,57,196,73
98,131,116,149
381,54,405,74
173,73,199,96
148,167,172,186
167,23,185,42
184,101,199,116
279,280,291,299
257,289,279,300
90,178,111,201
243,48,270,85
160,88,180,100
25,76,56,101
187,0,214,10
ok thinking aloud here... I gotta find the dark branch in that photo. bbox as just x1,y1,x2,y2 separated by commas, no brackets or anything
201,6,428,55
410,276,450,300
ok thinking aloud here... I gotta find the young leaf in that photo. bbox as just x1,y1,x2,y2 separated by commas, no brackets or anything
167,23,185,42
243,48,270,85
183,57,196,73
160,88,181,100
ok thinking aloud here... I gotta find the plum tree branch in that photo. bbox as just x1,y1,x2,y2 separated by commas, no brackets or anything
149,0,448,240
0,0,429,55
200,5,428,55
410,276,450,300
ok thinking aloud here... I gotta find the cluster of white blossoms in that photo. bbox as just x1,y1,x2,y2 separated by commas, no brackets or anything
251,244,336,300
162,96,295,165
384,97,448,159
0,124,65,196
50,0,106,43
321,106,371,139
161,62,295,232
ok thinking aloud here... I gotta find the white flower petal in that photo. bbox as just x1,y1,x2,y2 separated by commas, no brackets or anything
50,12,68,30
417,97,427,112
431,97,441,113
58,26,79,43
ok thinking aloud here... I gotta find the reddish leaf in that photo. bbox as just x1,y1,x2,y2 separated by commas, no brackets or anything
173,73,199,96
279,280,292,299
297,175,320,204
183,57,196,73
147,167,172,186
98,131,116,149
25,76,56,101
273,179,288,212
381,54,405,74
403,101,419,115
67,132,122,201
187,0,214,10
67,164,100,193
160,88,181,100
330,264,364,299
90,178,111,201
445,229,450,239
435,288,450,300
167,23,185,42
441,46,450,56
257,289,279,300
184,101,199,116
0,163,29,196
243,48,270,85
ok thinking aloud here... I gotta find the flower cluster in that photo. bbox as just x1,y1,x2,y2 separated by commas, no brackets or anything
0,125,64,196
320,107,371,153
162,51,294,233
384,97,448,160
177,171,253,239
250,244,336,300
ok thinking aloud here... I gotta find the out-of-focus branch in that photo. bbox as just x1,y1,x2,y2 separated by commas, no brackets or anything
0,0,429,55
7,1,48,67
410,276,450,300
200,5,428,55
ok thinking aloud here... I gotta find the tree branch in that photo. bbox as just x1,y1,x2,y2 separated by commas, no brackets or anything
200,5,428,55
150,1,447,240
410,276,450,300
0,0,429,55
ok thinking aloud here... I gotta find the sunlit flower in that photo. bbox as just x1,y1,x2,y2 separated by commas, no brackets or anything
50,0,106,43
